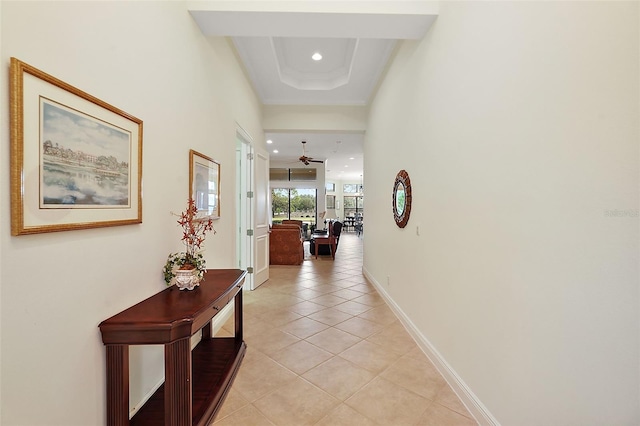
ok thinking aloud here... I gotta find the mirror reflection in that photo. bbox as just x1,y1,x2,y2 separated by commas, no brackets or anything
395,183,405,215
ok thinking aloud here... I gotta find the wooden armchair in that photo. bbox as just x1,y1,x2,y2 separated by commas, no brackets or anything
310,220,342,257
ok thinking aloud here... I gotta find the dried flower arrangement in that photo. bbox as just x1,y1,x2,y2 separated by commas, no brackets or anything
163,199,215,285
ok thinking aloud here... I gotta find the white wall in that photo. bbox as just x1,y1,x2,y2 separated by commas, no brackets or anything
0,1,4,422
0,1,263,424
365,2,639,425
262,105,367,133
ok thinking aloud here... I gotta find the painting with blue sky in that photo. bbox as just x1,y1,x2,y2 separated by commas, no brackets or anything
40,99,131,207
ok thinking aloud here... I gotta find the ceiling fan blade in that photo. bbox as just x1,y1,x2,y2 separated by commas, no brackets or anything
299,142,323,165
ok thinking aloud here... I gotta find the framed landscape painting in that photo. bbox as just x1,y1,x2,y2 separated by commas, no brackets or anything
189,149,220,220
10,58,143,235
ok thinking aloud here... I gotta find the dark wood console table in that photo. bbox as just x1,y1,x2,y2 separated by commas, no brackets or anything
99,269,247,426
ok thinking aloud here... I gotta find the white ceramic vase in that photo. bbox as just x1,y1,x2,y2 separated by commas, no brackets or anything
174,268,200,291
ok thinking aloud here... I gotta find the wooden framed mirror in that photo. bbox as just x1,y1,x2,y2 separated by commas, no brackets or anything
392,170,412,228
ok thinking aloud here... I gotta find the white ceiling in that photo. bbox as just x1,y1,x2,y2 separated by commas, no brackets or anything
232,36,396,106
188,2,437,181
266,132,364,182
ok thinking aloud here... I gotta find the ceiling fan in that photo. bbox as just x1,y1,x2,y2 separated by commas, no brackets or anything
298,141,324,165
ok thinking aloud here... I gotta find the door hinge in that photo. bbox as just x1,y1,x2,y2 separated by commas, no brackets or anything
247,229,254,236
247,267,254,274
247,191,254,198
247,153,254,161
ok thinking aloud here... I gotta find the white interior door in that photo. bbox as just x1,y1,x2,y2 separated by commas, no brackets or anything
236,126,269,290
252,150,270,288
236,133,253,290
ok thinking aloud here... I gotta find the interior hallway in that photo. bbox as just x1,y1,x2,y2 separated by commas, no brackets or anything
213,233,477,425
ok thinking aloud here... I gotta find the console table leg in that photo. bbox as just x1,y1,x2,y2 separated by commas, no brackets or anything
106,345,129,426
202,322,212,340
235,288,243,342
164,338,192,426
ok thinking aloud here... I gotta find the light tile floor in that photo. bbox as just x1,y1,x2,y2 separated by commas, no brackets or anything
212,233,477,426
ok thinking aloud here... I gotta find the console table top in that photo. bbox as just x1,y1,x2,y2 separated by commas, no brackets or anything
99,268,246,345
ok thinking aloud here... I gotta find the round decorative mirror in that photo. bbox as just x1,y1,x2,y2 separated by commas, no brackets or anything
392,170,412,228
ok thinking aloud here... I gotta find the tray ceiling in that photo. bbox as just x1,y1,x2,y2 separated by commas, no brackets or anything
188,2,437,180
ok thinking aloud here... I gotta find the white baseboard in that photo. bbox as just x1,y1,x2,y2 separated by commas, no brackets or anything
130,379,162,419
212,303,235,335
362,267,500,426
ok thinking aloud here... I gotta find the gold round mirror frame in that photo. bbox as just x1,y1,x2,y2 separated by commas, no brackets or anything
392,169,412,228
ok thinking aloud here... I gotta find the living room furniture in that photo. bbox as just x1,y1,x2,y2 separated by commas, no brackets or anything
269,223,304,265
355,218,363,236
282,219,303,228
99,269,247,426
313,234,337,259
310,221,342,259
343,217,355,232
282,219,311,240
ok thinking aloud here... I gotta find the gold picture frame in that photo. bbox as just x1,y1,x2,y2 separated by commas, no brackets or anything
189,149,220,220
10,58,143,235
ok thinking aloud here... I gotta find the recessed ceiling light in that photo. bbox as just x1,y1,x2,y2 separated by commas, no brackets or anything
349,157,355,160
267,139,273,144
344,165,349,168
312,52,322,61
273,149,279,153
